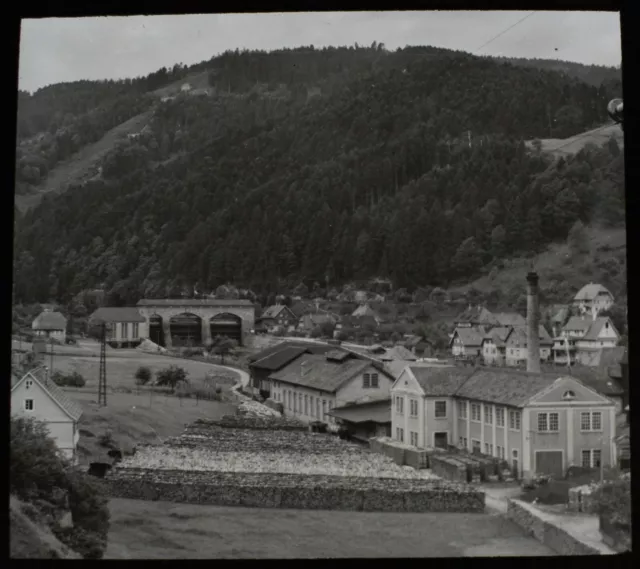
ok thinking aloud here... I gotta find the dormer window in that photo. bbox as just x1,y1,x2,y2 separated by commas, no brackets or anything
562,390,576,400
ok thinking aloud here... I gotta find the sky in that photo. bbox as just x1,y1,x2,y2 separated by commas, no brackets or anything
18,11,622,93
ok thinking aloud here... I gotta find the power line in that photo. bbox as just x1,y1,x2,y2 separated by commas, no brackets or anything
475,12,536,53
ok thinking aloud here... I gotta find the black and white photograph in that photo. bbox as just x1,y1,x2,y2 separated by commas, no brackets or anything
11,9,630,559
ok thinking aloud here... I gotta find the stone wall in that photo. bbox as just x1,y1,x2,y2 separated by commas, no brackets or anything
430,455,469,484
104,469,485,513
506,499,605,555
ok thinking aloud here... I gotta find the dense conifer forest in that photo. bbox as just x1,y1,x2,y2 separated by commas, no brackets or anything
13,45,625,306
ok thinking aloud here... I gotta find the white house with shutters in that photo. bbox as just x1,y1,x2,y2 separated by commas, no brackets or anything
390,365,616,480
11,367,83,462
572,283,614,317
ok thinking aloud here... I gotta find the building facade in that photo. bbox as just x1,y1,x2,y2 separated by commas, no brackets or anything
572,283,614,317
390,366,616,480
32,310,67,344
90,307,148,348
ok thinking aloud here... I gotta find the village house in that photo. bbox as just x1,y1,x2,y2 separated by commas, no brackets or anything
552,316,620,366
449,326,486,359
403,334,433,357
334,314,379,337
351,303,382,322
504,326,553,367
297,312,339,334
328,397,392,441
390,365,617,479
455,305,500,328
572,283,614,317
267,350,395,425
11,366,83,463
89,307,147,348
493,312,527,328
480,326,512,365
255,304,298,334
32,309,67,344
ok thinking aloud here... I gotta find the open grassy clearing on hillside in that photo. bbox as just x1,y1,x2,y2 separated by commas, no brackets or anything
15,110,154,212
105,498,554,558
525,123,623,158
450,226,626,298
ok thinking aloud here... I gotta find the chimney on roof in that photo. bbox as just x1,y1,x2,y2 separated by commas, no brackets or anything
526,272,541,374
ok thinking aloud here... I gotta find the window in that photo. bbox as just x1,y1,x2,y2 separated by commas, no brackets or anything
472,439,481,454
435,401,447,418
304,395,308,415
132,323,139,338
489,444,493,456
549,413,559,432
581,450,591,468
328,401,334,423
496,445,504,459
410,399,418,417
484,443,490,454
471,403,481,422
459,437,464,446
24,399,34,411
371,373,379,388
458,400,467,419
509,410,521,430
322,400,327,420
310,396,315,417
581,411,602,431
363,373,370,388
25,379,33,390
496,407,505,427
463,437,468,448
512,449,519,470
410,432,418,446
395,396,404,414
316,398,321,419
120,322,127,339
396,428,404,442
593,449,602,467
484,405,493,425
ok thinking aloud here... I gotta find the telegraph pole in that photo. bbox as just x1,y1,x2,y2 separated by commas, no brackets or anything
98,323,107,407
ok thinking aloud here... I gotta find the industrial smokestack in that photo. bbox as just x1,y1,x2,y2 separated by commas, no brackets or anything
526,271,541,374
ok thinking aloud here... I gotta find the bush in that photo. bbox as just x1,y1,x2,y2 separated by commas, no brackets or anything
97,431,115,449
51,371,86,388
156,365,189,389
134,366,151,385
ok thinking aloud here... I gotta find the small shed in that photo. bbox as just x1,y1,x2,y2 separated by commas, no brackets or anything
32,310,67,344
328,398,391,442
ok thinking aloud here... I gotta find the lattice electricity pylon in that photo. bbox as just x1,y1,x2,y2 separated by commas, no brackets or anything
98,322,108,407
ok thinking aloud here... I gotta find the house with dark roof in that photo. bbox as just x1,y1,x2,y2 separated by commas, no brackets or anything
504,325,553,367
32,309,67,344
256,304,299,334
391,365,617,480
480,326,512,365
297,312,339,335
89,307,147,348
494,312,527,328
268,350,395,425
572,283,614,317
449,326,486,359
11,367,83,463
454,305,500,328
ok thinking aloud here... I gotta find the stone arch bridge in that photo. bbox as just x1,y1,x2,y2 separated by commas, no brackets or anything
136,299,255,348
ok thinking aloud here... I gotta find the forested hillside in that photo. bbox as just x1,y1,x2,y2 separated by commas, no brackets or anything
13,45,625,305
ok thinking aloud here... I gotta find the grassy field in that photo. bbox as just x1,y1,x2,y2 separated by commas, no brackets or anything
525,123,623,158
51,352,240,463
105,498,555,558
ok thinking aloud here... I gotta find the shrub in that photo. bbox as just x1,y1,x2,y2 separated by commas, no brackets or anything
134,366,151,385
156,365,189,389
51,371,86,387
97,431,115,449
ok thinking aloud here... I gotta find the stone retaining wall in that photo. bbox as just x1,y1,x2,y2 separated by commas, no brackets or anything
430,455,469,484
506,499,605,555
104,470,485,513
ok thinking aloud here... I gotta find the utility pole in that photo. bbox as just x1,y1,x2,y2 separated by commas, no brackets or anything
98,323,107,407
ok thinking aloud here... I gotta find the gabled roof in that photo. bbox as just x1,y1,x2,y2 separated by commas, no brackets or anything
250,346,309,371
574,283,613,301
451,326,486,347
385,360,450,380
339,314,378,328
563,316,593,333
582,317,619,341
328,398,391,424
551,306,570,324
561,366,624,397
482,326,513,347
300,313,338,327
454,368,560,407
137,299,253,307
12,367,83,421
261,305,291,319
494,312,526,327
32,311,67,331
408,366,474,397
380,345,417,362
269,353,389,393
247,341,332,365
505,326,553,346
90,307,145,323
352,304,378,318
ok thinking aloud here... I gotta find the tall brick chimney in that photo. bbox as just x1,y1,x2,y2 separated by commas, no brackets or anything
526,271,541,374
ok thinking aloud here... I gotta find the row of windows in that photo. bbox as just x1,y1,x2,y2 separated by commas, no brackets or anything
395,397,446,418
280,389,333,422
396,428,420,446
582,449,602,468
459,401,520,430
118,322,139,338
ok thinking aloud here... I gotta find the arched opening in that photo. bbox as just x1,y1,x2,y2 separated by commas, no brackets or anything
149,314,165,347
169,313,202,347
210,313,242,345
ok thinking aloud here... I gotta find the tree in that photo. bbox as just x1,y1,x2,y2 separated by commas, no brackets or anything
452,237,482,277
155,365,189,388
567,220,589,258
319,320,336,338
134,366,152,385
210,335,238,365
